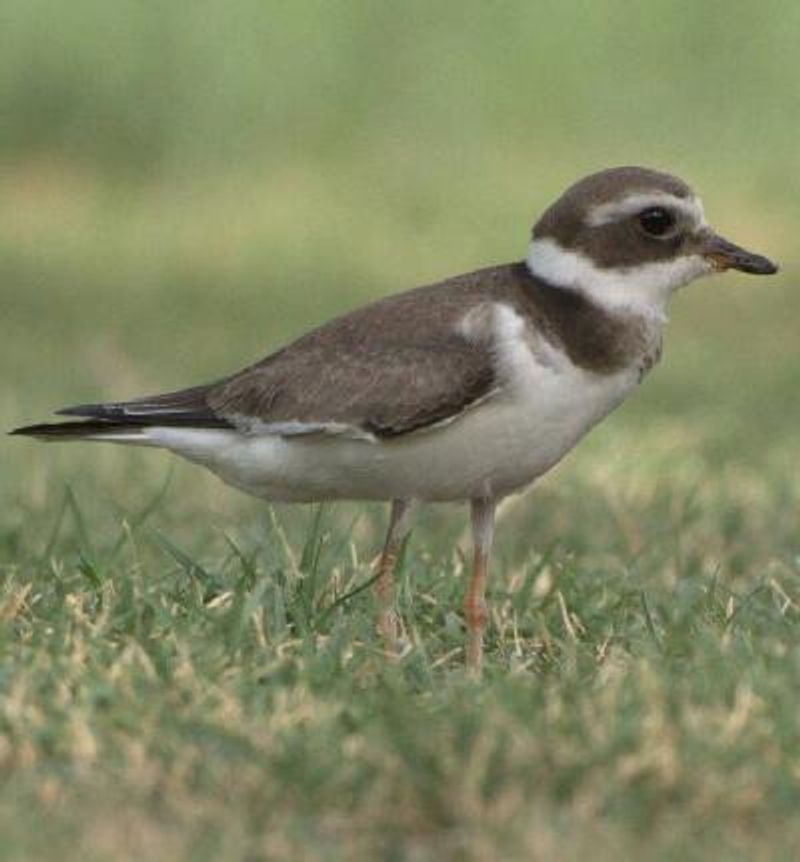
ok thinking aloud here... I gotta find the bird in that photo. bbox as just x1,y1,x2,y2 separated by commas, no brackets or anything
11,166,778,673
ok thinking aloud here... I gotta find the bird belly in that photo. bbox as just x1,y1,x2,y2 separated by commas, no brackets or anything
147,361,638,503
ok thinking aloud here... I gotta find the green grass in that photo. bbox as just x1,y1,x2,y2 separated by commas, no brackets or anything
3,463,800,861
2,3,800,860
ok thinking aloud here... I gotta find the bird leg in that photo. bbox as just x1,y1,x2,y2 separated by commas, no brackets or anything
464,497,496,675
374,498,413,656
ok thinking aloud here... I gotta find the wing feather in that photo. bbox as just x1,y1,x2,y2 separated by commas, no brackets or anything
49,266,518,439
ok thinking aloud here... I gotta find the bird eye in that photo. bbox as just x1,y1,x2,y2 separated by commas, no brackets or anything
638,207,676,237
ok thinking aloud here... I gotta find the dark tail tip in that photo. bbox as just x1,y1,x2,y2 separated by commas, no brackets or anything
9,424,45,437
9,420,140,439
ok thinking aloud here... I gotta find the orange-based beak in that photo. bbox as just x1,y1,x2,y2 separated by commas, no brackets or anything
700,231,778,275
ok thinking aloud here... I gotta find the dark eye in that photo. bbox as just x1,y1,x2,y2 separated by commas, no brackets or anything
638,207,676,237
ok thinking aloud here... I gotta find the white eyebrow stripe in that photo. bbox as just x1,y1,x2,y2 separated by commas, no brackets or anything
586,193,706,229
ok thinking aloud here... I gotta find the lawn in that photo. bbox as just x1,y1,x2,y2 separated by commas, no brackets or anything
2,3,800,860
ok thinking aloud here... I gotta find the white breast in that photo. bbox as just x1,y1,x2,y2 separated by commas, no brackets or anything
146,303,657,503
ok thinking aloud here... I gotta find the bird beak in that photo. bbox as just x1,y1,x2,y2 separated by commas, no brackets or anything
699,231,778,275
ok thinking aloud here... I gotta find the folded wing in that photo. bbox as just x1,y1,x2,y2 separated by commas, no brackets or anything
17,274,504,440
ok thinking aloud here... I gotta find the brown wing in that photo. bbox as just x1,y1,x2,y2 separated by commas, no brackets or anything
206,276,500,437
56,267,513,439
207,336,494,438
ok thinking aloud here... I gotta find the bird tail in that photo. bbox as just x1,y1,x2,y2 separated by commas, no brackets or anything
10,383,232,444
9,419,150,444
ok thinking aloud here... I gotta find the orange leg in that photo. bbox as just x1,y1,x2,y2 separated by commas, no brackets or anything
374,499,413,655
464,497,496,675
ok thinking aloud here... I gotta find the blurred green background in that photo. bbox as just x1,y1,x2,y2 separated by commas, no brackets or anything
1,4,799,860
2,0,798,515
2,0,797,438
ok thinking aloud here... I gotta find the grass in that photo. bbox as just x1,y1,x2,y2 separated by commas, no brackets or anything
4,459,800,860
2,2,800,860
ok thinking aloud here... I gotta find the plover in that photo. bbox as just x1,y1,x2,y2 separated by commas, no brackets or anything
11,166,778,672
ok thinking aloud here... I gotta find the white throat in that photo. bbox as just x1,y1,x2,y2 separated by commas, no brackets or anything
526,237,713,320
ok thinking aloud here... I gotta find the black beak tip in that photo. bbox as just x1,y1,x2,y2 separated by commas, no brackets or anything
739,253,779,276
704,234,780,277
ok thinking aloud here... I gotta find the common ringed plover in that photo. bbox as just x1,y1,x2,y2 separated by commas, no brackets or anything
11,166,778,673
